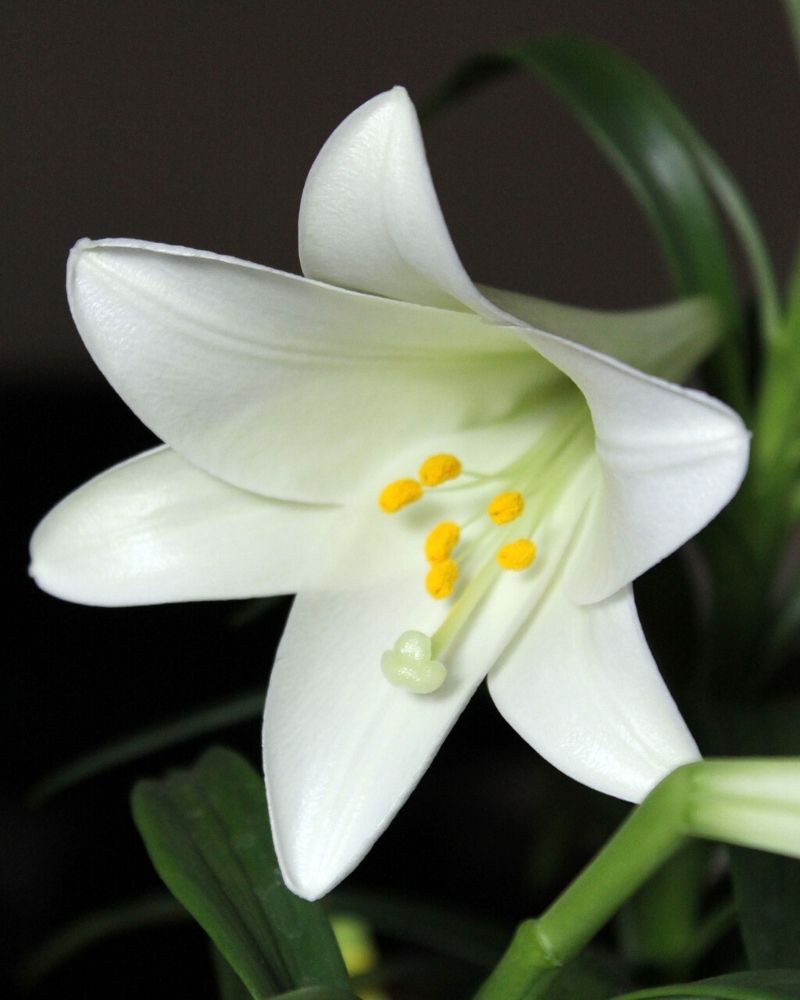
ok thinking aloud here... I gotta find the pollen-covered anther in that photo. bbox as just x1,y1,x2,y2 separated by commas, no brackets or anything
424,521,460,563
497,538,537,571
425,558,458,600
418,453,462,487
487,491,524,525
378,478,423,513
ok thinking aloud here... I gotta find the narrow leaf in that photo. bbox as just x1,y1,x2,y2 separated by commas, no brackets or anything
132,747,350,999
30,687,264,803
330,888,507,968
265,991,357,1000
19,893,185,987
213,945,259,1000
611,968,800,999
731,848,800,970
424,35,784,412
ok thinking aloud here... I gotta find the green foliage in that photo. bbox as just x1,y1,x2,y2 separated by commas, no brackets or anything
423,34,781,415
611,968,800,999
29,687,264,803
131,747,352,1000
18,893,185,988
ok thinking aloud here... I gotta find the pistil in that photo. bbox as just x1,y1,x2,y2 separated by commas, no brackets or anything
377,395,594,693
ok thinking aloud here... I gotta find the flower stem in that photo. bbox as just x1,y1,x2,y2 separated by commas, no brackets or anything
473,766,695,1000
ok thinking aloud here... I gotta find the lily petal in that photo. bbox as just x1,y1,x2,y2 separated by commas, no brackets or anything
487,583,700,803
264,576,485,900
264,457,596,899
513,325,749,602
482,286,720,382
29,446,345,605
299,85,721,390
68,238,552,505
299,87,505,318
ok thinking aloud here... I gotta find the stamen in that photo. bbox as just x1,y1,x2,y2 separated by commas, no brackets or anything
419,453,462,487
424,522,460,563
426,559,458,599
379,478,422,513
381,630,447,694
497,539,537,571
487,491,524,525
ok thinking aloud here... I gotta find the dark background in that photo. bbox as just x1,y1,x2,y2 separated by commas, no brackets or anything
3,2,798,997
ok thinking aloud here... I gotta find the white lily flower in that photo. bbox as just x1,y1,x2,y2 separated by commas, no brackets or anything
30,87,748,901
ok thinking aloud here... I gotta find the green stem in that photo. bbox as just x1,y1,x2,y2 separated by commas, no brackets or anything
473,766,695,1000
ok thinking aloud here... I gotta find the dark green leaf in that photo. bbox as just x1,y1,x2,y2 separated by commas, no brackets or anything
132,747,350,999
424,35,756,412
611,968,800,999
264,991,356,1000
213,945,260,1000
718,700,800,968
29,687,264,803
731,849,800,969
542,949,629,999
330,888,507,968
18,893,185,987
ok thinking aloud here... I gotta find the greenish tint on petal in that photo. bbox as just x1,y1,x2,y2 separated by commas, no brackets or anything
265,450,596,900
513,323,749,602
481,285,720,382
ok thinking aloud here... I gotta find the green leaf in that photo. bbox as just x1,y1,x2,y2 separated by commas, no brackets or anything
29,687,264,803
784,0,800,70
330,888,507,968
213,945,260,1000
731,848,800,969
717,701,800,969
18,892,186,987
260,991,356,1000
541,950,629,999
611,968,800,999
131,747,351,1000
424,35,782,413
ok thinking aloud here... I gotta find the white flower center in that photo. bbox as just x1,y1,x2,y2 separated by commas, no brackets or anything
376,394,594,694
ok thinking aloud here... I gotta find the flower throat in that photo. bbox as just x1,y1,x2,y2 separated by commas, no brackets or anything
376,401,593,695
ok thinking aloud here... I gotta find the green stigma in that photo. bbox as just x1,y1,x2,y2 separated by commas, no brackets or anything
381,630,446,694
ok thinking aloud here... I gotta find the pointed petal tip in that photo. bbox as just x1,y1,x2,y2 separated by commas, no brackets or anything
268,791,361,903
275,855,337,903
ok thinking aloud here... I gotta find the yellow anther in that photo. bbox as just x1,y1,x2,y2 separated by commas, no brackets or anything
487,491,524,525
378,478,423,514
418,453,462,487
424,522,461,563
425,559,458,600
497,539,537,571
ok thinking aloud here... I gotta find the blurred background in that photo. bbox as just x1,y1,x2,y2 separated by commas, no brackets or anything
3,1,798,997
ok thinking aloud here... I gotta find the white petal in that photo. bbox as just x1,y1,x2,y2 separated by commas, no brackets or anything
482,286,720,382
488,583,700,803
29,446,346,606
68,238,551,504
262,458,587,899
512,325,749,602
298,87,505,318
263,578,479,900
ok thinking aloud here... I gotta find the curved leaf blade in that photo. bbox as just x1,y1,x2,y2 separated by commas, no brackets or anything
132,747,351,999
611,968,800,999
18,893,185,988
29,687,264,804
424,35,766,412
